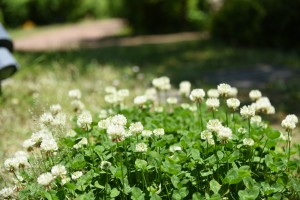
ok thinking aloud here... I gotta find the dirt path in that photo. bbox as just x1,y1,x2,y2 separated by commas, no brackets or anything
14,19,126,51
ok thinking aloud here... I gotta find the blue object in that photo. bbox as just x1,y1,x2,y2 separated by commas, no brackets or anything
0,47,19,81
0,23,13,52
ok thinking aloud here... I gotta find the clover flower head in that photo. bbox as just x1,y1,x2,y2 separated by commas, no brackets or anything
201,130,213,140
179,81,191,97
71,100,85,111
105,86,117,94
73,137,88,149
4,158,19,172
39,112,54,126
61,177,70,185
134,95,147,105
37,172,54,186
169,146,182,152
117,89,130,98
227,98,240,110
243,138,254,146
22,139,35,151
152,76,171,91
207,89,219,98
40,138,58,152
111,114,127,126
104,94,119,104
189,89,205,102
217,83,232,97
77,111,92,128
153,128,165,136
98,118,112,129
167,97,178,105
135,142,148,152
0,187,14,198
206,98,220,110
238,127,247,134
206,119,223,132
14,151,28,158
50,104,62,115
208,138,215,145
145,88,157,101
100,161,112,170
250,115,262,125
285,114,298,124
281,118,296,131
217,126,232,142
71,171,83,180
68,89,81,99
51,165,67,177
249,90,262,101
129,122,144,134
240,105,256,119
107,124,126,142
228,87,238,97
98,109,108,119
255,97,273,114
52,112,66,126
142,130,153,137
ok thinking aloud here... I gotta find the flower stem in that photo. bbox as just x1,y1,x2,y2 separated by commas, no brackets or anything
197,103,203,131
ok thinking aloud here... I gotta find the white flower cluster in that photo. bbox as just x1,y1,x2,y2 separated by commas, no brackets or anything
243,138,254,146
207,89,219,98
37,172,54,186
135,142,148,152
240,105,256,119
69,89,85,112
281,114,298,131
152,76,171,91
39,105,67,128
0,187,14,199
227,98,240,110
77,111,93,129
129,122,144,135
134,95,147,106
189,89,205,102
204,119,232,143
200,130,215,145
249,90,262,101
104,86,130,105
71,171,83,180
73,137,88,149
4,151,29,172
179,81,191,97
217,83,232,97
100,161,112,170
253,97,275,114
144,88,157,102
206,98,220,111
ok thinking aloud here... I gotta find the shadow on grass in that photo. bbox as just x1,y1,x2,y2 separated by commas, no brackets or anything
15,38,300,113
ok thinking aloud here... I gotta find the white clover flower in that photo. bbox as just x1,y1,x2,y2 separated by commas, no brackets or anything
152,76,171,91
73,137,88,149
15,156,29,169
66,129,77,137
226,98,240,110
153,128,165,137
51,165,67,177
37,172,54,186
98,118,112,129
40,138,58,152
69,89,82,99
238,127,247,134
207,89,219,98
179,81,191,97
98,109,108,119
208,139,215,145
107,124,126,142
243,138,254,146
4,158,19,172
249,90,262,101
280,132,289,141
105,86,117,94
104,94,119,104
217,83,232,97
71,171,83,180
61,177,70,185
39,112,54,126
154,106,164,113
206,98,220,111
255,97,273,114
180,103,190,110
22,139,35,151
52,113,66,126
285,114,298,124
189,89,205,102
145,88,157,102
14,151,28,158
281,118,296,131
111,114,127,126
30,129,52,144
100,161,112,170
228,87,238,97
250,115,262,125
240,105,256,119
167,97,178,105
206,119,223,132
135,142,148,152
71,100,85,111
217,126,233,142
266,106,275,115
129,122,144,134
117,89,130,98
0,187,14,198
77,111,92,128
169,146,182,152
134,95,147,105
142,130,153,137
50,104,62,115
201,130,213,140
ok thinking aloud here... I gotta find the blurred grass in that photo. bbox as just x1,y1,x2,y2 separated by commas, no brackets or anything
1,37,300,162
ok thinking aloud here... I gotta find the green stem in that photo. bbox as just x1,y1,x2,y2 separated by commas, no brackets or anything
197,103,203,131
225,108,228,127
288,131,291,161
248,118,251,138
117,142,125,200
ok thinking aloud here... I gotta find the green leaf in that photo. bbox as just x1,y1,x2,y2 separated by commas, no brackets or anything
267,130,280,139
94,181,104,189
172,187,189,200
155,139,167,148
131,187,145,200
209,194,221,200
135,159,148,171
201,171,213,177
161,161,181,175
238,186,260,200
115,165,127,180
192,192,203,200
210,179,221,194
110,188,120,198
44,191,59,200
171,175,181,189
71,154,86,170
94,145,105,157
150,193,162,200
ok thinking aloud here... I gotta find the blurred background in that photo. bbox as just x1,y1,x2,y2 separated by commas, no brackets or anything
0,0,300,159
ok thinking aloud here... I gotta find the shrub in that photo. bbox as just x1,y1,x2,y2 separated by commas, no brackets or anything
1,78,300,199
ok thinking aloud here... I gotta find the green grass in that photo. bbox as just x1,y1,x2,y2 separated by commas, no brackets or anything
1,37,300,162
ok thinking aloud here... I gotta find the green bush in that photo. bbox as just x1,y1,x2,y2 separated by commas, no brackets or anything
211,0,265,46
